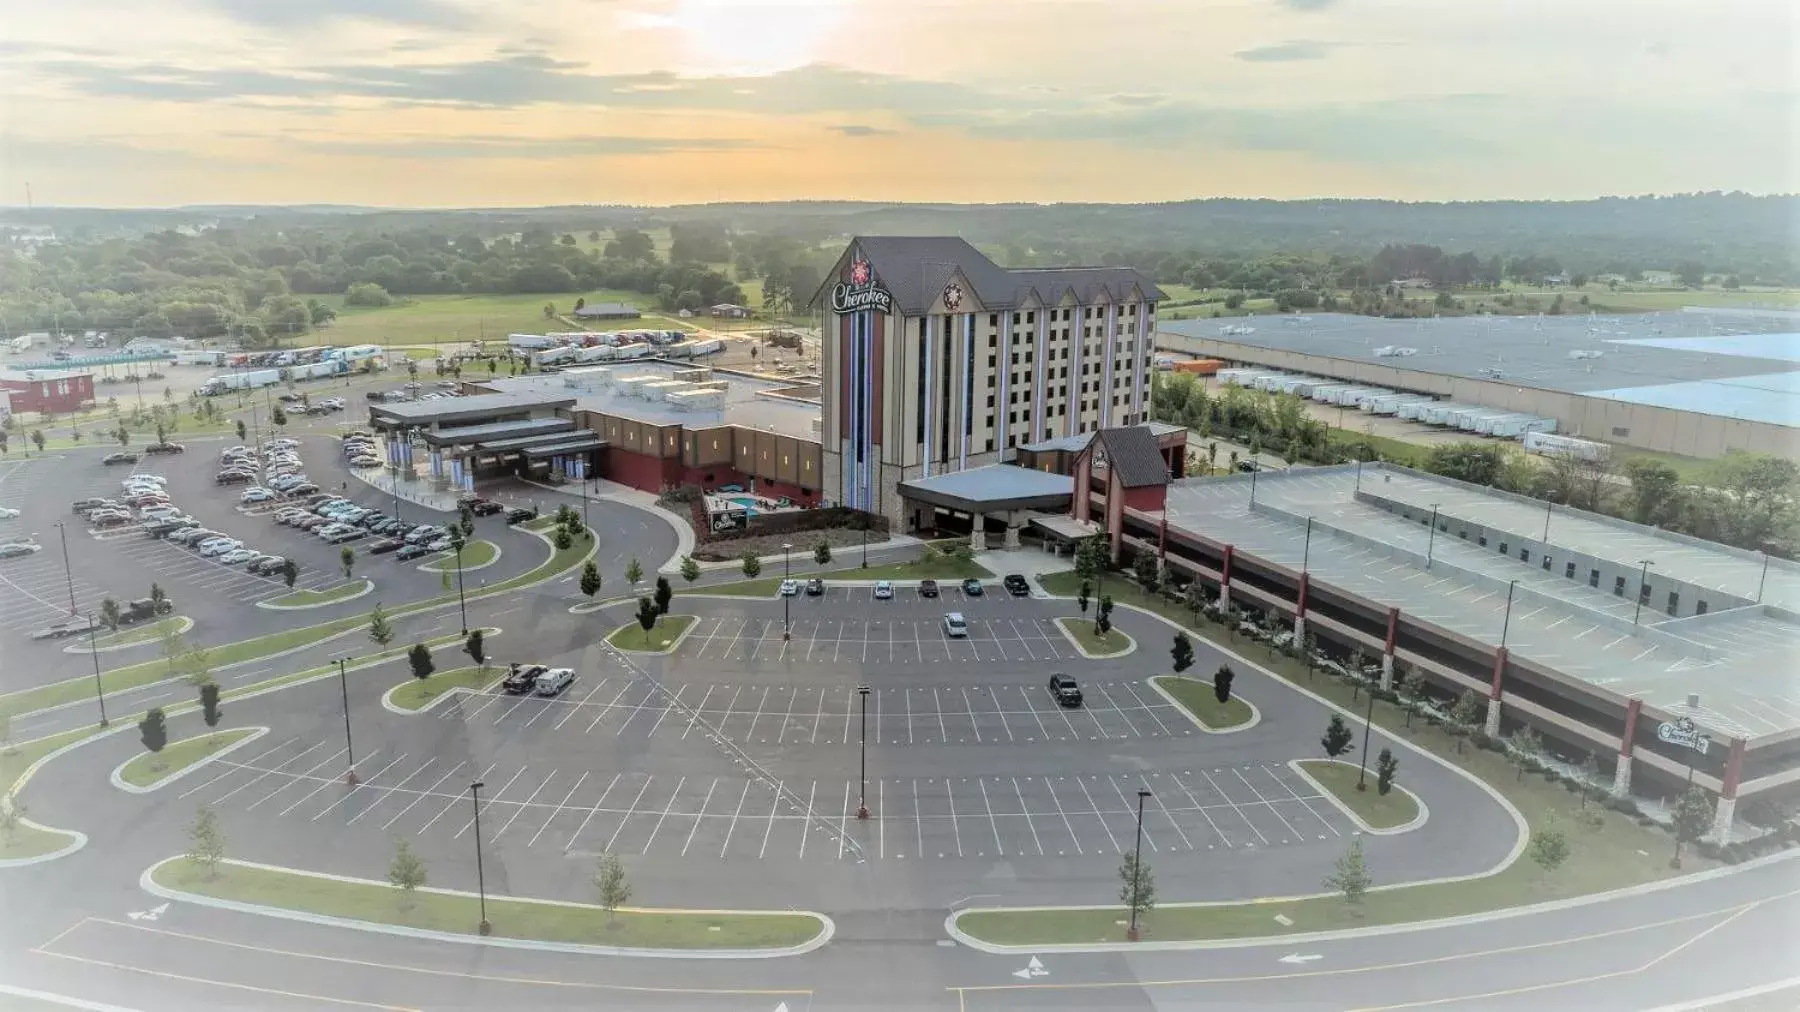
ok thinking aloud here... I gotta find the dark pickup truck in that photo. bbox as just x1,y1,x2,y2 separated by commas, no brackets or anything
502,663,547,695
120,597,175,624
1048,674,1084,708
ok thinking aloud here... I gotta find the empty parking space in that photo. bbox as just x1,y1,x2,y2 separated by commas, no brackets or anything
180,738,1352,863
107,534,339,601
676,615,1076,665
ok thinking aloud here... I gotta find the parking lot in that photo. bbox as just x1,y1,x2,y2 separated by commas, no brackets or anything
438,673,1192,746
178,734,1352,864
675,613,1083,665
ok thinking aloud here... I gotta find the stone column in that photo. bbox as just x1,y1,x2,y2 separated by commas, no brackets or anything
1380,607,1400,689
970,512,985,552
1613,697,1642,797
1293,572,1309,641
1002,512,1021,550
1484,646,1508,736
1219,544,1234,613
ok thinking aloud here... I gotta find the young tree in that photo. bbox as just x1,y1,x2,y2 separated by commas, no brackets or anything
1325,838,1371,906
1213,663,1236,704
235,419,247,442
407,642,434,680
340,545,356,580
1133,552,1160,592
625,556,643,589
149,582,167,612
116,425,130,447
1509,726,1543,782
1321,715,1355,757
1077,579,1091,615
814,541,832,566
1171,632,1194,675
270,406,287,428
280,558,299,589
553,527,573,551
187,805,226,878
458,505,475,540
199,681,223,738
29,429,45,454
1577,752,1602,809
1530,817,1571,879
580,560,602,598
1375,747,1399,796
680,555,700,583
0,793,25,845
1670,787,1715,869
387,838,428,909
1095,595,1114,637
139,707,169,767
1449,690,1484,752
99,597,122,635
368,604,394,649
464,628,486,671
653,576,673,616
741,552,761,579
1118,851,1156,932
636,596,660,645
594,851,632,923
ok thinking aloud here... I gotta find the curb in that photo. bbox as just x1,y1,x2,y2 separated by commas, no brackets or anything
417,541,503,574
608,616,701,655
380,664,505,715
514,476,695,576
108,727,270,795
62,616,195,654
1051,617,1137,659
140,856,835,960
1288,757,1428,836
255,580,375,611
1147,675,1261,734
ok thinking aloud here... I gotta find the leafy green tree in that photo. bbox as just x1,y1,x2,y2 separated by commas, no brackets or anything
368,604,394,649
115,425,130,447
553,528,573,551
625,557,643,589
1133,552,1159,592
199,682,223,738
680,556,700,583
595,852,632,923
139,707,168,766
280,559,299,589
1670,787,1714,869
1119,851,1155,928
580,560,602,598
464,628,486,670
1449,690,1485,751
341,545,356,580
100,597,121,635
1530,817,1570,878
814,541,832,566
407,642,434,680
1325,838,1371,905
1213,663,1235,704
388,838,428,909
1321,715,1354,757
636,596,660,645
270,406,287,428
1375,747,1399,795
30,430,45,454
653,576,673,616
235,420,247,442
1624,458,1683,526
187,805,226,878
1171,632,1194,675
1077,579,1091,615
741,553,761,579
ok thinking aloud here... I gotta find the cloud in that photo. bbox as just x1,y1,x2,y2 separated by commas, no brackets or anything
1107,94,1165,107
1277,0,1340,10
829,124,892,137
199,0,473,30
297,134,757,159
1234,40,1338,62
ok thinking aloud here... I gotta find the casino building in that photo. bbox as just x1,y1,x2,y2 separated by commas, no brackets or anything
812,237,1166,522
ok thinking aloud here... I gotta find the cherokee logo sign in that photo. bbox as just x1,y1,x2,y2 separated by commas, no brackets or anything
830,254,893,315
942,281,964,312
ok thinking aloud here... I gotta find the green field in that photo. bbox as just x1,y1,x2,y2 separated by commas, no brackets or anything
118,729,257,788
386,666,499,711
421,540,497,571
151,856,826,951
1296,759,1419,830
1053,617,1132,657
1151,675,1254,730
84,616,190,650
301,291,693,349
265,580,370,608
607,614,696,652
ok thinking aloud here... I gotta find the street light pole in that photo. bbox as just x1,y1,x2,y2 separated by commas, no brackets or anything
856,686,870,819
454,537,469,635
87,612,108,727
1633,559,1654,626
1301,517,1313,574
469,780,492,935
1128,788,1150,941
1499,579,1519,648
1756,551,1769,603
53,521,77,615
1355,686,1377,790
1541,498,1553,543
1425,504,1441,571
782,542,793,641
335,657,358,785
861,521,869,568
1249,463,1258,506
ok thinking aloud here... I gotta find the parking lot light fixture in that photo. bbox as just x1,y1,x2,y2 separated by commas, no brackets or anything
53,521,77,615
1355,684,1377,791
452,533,469,635
1633,559,1655,626
87,612,108,727
1499,579,1519,648
1128,788,1150,941
782,543,793,641
336,657,358,786
1425,504,1441,571
857,686,871,819
470,780,491,935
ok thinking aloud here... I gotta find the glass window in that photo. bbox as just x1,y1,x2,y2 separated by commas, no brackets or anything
1666,591,1679,615
1590,568,1600,587
1697,600,1709,615
1542,555,1552,571
1614,575,1626,596
1519,548,1530,562
1565,562,1576,579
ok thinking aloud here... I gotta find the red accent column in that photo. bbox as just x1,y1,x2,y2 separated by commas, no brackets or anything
1220,545,1233,592
1489,646,1508,700
1072,455,1092,523
1620,697,1643,759
1296,572,1310,620
1723,738,1746,799
1158,516,1168,560
1384,607,1399,657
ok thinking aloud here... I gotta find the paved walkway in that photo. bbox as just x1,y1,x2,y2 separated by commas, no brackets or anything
350,466,462,513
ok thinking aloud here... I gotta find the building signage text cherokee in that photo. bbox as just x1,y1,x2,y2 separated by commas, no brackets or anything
1656,717,1711,755
830,281,893,316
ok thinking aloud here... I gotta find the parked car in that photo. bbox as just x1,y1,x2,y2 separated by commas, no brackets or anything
405,525,445,544
287,483,320,497
125,473,167,486
873,580,894,599
503,663,548,695
1047,674,1084,708
102,452,139,465
241,488,276,503
218,549,258,565
534,667,576,697
504,507,538,525
215,471,253,485
918,579,939,598
779,579,800,597
328,527,368,544
423,536,453,552
367,537,405,555
0,507,18,520
199,538,243,557
90,513,135,529
962,578,984,597
249,557,289,575
805,578,825,596
0,542,43,558
244,554,282,571
943,612,968,637
465,498,503,516
31,616,98,640
394,542,434,561
71,498,111,513
1003,574,1031,597
121,597,175,623
144,442,186,454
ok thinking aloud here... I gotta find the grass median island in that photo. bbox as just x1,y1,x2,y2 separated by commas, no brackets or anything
81,615,190,650
607,615,696,652
954,568,1717,947
151,856,826,950
1053,617,1132,657
1151,675,1254,730
421,539,497,571
0,727,97,861
118,728,257,789
1296,759,1420,830
265,579,371,608
706,557,995,597
387,666,500,711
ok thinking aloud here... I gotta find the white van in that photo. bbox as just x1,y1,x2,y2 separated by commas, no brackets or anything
943,612,968,638
534,667,575,696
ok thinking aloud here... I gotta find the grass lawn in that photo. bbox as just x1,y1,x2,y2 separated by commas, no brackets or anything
959,569,1717,946
1053,617,1132,657
302,291,693,349
151,856,824,950
1151,675,1254,730
386,666,500,711
1296,759,1420,830
0,727,97,860
606,615,696,652
706,557,994,597
265,580,371,608
118,729,257,788
84,616,189,649
421,540,497,571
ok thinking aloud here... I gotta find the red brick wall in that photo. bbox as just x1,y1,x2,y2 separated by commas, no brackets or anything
1,374,94,414
1123,485,1167,512
602,446,671,493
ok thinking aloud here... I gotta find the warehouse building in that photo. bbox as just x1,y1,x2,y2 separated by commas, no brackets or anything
1157,310,1800,459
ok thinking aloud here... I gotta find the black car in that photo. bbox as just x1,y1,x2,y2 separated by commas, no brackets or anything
395,542,434,561
962,578,984,597
466,498,504,516
805,577,825,596
367,537,404,555
504,507,538,524
1048,674,1084,708
143,519,196,537
1003,574,1031,597
358,513,391,528
287,483,320,497
215,471,252,485
502,663,547,695
249,557,289,576
918,579,939,598
144,442,186,454
121,597,175,624
102,452,139,465
72,497,110,513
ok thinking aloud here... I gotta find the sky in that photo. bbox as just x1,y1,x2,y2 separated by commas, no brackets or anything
0,0,1795,207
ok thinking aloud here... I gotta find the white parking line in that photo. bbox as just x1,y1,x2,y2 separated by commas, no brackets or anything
719,779,753,858
552,680,605,731
1229,767,1293,843
564,772,621,853
528,770,589,847
1145,782,1194,850
310,752,406,822
681,778,717,856
809,686,828,743
1010,777,1044,856
797,781,817,859
179,736,299,799
240,746,346,811
682,685,716,740
454,765,524,839
1263,766,1339,838
1075,777,1120,853
960,687,983,743
494,770,558,838
602,777,655,853
836,780,851,860
757,781,782,860
585,681,635,733
1107,777,1156,853
645,685,685,738
943,779,964,857
383,761,472,832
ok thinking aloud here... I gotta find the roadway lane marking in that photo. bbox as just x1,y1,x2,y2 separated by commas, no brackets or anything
1010,777,1044,856
28,946,419,1011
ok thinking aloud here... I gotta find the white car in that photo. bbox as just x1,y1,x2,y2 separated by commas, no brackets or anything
873,580,894,600
218,549,258,565
124,473,166,486
138,506,182,521
943,612,969,637
267,439,300,450
533,667,575,696
0,542,42,558
779,579,800,597
314,523,352,540
241,488,276,503
0,507,20,519
425,536,453,552
199,538,243,556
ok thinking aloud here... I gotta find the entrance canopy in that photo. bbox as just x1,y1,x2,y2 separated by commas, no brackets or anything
521,435,607,459
423,417,573,448
898,464,1073,514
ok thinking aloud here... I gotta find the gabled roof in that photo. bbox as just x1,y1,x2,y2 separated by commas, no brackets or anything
1088,426,1170,488
809,237,1165,315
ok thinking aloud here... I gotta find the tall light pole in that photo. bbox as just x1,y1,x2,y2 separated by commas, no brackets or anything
1425,504,1441,571
1301,516,1313,574
52,521,77,615
1499,579,1520,648
1355,458,1363,493
1127,788,1151,941
782,542,793,641
1355,686,1377,790
856,686,870,819
451,532,469,635
469,780,491,935
335,657,358,785
1249,462,1259,505
1633,559,1654,626
87,612,108,727
1756,551,1769,603
1541,498,1554,544
861,521,870,568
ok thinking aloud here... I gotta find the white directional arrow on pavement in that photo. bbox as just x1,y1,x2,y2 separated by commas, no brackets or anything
1011,969,1033,980
126,903,169,922
1027,956,1047,977
1278,953,1322,965
773,1003,789,1012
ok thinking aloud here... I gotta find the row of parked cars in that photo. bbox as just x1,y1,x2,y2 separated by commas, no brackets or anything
341,431,384,469
101,442,185,466
217,439,319,499
271,496,458,559
775,575,1031,599
500,663,577,697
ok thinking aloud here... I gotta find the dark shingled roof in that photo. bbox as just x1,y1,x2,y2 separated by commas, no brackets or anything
809,237,1164,315
1092,427,1170,488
